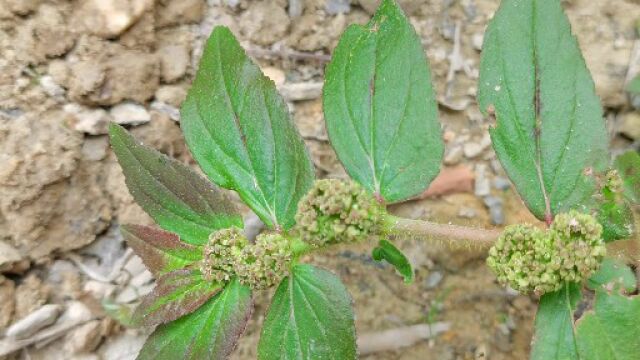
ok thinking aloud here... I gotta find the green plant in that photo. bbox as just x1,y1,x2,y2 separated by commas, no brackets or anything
108,0,639,359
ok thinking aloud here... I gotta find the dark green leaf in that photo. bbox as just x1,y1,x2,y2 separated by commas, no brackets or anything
181,26,314,230
258,264,356,360
530,283,581,360
478,0,609,221
109,123,242,245
372,239,414,283
133,269,222,327
323,0,443,203
121,224,202,277
614,151,640,204
576,290,640,359
137,278,252,360
587,258,637,293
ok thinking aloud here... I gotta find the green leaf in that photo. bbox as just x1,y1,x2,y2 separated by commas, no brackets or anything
121,224,202,277
614,151,640,204
372,239,414,283
137,278,252,360
323,0,443,203
258,264,356,360
109,124,242,245
530,283,581,360
576,290,640,359
181,26,314,230
102,298,137,327
478,0,609,221
133,269,222,327
587,258,637,293
597,200,635,242
627,75,640,95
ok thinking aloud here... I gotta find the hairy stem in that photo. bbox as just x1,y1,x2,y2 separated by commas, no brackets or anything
384,215,501,250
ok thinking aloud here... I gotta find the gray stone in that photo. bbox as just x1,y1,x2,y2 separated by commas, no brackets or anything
40,75,65,98
6,304,62,339
474,164,491,197
619,112,640,140
444,145,463,165
463,142,483,158
110,102,150,126
424,271,443,289
158,44,190,83
326,0,350,14
493,176,511,191
457,207,477,219
155,85,186,107
150,101,180,121
484,196,505,225
65,104,112,135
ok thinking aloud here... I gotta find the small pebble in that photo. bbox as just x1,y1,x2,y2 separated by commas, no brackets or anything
464,142,484,158
424,271,443,289
110,102,151,126
484,195,505,225
458,207,477,219
325,0,350,15
444,146,463,165
6,304,62,339
493,176,511,190
474,164,491,197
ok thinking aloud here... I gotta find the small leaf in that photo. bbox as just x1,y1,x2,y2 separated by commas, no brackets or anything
109,123,242,245
627,75,640,95
614,150,640,204
133,269,222,327
137,278,252,360
597,200,635,242
530,283,581,360
258,264,357,360
576,290,640,359
587,258,637,293
478,0,609,221
323,0,443,203
372,239,414,283
102,298,137,327
181,26,314,230
121,224,202,277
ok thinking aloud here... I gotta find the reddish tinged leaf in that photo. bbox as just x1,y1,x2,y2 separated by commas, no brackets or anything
109,123,243,245
121,224,202,277
133,269,222,327
137,278,253,360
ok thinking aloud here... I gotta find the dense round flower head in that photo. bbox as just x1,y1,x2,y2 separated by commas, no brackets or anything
549,210,606,282
234,233,292,290
200,227,248,283
487,211,605,295
294,179,385,247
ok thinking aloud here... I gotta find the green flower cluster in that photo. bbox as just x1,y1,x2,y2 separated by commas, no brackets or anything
487,211,605,295
235,233,292,290
200,227,247,283
200,228,292,290
294,179,385,247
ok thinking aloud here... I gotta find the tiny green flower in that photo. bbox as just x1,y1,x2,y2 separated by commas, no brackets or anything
200,227,248,283
234,233,292,290
294,179,385,247
487,211,605,295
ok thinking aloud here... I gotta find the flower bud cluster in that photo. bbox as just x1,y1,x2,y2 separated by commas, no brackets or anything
200,227,247,283
200,228,292,290
487,211,605,295
294,179,385,247
235,233,292,290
